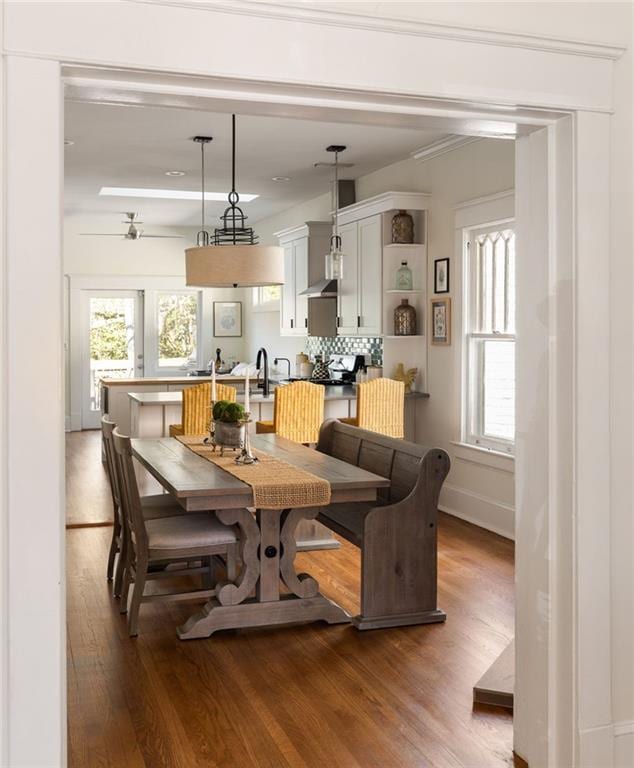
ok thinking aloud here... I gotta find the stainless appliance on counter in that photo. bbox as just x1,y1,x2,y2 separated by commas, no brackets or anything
282,354,366,386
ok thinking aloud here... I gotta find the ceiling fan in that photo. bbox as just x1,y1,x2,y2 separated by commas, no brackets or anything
80,213,184,240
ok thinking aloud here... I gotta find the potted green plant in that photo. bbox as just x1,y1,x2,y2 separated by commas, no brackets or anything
211,400,247,452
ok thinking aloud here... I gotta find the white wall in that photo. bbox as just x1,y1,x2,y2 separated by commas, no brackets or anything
250,138,516,538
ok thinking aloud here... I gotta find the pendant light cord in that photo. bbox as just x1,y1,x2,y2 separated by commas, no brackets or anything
333,149,341,249
201,139,206,232
231,114,237,244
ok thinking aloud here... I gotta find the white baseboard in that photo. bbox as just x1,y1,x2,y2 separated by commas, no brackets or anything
70,412,82,431
577,720,634,768
614,721,634,768
579,723,615,767
438,483,515,540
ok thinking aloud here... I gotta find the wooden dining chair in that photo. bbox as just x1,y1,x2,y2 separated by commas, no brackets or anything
255,381,325,444
102,415,193,597
340,378,405,438
169,381,237,437
112,427,240,637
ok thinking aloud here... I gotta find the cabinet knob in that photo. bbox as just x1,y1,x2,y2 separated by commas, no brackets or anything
290,319,294,329
357,315,361,327
304,318,308,328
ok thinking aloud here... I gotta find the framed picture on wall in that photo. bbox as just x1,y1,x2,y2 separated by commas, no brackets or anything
213,301,242,337
434,258,450,294
430,298,451,345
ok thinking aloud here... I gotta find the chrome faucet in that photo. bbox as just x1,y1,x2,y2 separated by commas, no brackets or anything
256,347,270,397
274,357,291,380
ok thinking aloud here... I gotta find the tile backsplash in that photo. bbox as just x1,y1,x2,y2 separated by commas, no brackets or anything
305,336,383,366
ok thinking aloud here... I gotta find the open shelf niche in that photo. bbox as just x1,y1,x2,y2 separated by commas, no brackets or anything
381,206,429,393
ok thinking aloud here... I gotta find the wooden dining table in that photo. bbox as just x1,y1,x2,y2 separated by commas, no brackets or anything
131,433,390,639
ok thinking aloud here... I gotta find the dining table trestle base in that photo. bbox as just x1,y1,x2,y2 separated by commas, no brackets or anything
352,609,447,631
177,593,350,639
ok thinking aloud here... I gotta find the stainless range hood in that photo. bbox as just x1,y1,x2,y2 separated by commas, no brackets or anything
299,278,338,298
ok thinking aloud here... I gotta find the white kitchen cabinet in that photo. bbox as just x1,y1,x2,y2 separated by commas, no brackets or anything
280,243,296,334
337,214,382,336
276,222,331,337
357,215,383,336
337,221,359,335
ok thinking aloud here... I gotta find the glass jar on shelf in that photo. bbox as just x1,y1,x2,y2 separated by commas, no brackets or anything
395,261,413,290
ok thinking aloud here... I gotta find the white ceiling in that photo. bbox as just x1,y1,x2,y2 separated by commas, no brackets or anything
64,101,448,228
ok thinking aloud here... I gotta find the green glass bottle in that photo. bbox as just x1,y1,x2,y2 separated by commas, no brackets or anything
395,261,413,290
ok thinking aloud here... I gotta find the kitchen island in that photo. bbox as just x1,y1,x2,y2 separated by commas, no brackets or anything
101,374,253,435
128,386,359,438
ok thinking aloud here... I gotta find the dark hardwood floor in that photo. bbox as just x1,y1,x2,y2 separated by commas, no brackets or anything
67,430,515,768
66,429,113,526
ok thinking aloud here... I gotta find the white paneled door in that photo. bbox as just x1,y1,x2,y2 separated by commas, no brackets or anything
80,289,144,429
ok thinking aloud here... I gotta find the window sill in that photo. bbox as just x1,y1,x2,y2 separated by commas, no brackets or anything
450,441,515,473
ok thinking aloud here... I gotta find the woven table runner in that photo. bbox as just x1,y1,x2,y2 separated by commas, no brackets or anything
175,435,331,510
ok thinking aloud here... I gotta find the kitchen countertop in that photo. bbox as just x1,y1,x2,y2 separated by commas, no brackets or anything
101,374,249,386
128,385,428,406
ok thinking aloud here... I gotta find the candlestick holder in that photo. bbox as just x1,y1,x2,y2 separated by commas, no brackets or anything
235,414,258,465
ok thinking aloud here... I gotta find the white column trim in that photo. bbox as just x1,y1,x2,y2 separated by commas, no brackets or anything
3,55,65,767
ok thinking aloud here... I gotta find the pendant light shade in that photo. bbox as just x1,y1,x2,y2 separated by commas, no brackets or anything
186,244,285,287
185,115,284,288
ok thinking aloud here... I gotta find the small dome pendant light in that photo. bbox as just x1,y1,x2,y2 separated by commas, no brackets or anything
324,145,346,281
185,115,284,288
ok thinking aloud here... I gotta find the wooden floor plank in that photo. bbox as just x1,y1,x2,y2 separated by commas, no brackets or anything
66,430,515,768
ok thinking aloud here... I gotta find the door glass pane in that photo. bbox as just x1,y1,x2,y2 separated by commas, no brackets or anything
157,293,198,368
483,340,515,441
89,297,136,411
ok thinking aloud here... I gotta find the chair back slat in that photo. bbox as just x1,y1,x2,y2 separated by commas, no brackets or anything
273,381,325,444
355,378,405,438
181,382,237,435
112,428,148,555
101,415,122,516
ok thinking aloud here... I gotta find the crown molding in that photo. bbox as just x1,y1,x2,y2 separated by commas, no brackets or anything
454,189,515,212
411,136,484,162
133,0,625,61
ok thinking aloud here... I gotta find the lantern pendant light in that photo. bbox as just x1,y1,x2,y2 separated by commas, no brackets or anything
185,115,284,288
324,144,346,281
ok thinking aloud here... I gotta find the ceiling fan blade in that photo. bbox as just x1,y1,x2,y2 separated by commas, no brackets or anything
139,234,185,239
79,233,126,236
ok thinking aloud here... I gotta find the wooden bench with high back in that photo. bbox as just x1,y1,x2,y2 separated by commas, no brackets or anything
315,419,450,630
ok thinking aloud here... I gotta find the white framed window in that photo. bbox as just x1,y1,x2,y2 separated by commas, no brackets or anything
252,284,281,312
463,222,516,453
144,289,202,375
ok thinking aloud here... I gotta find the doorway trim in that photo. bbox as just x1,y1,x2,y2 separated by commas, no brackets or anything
1,4,625,766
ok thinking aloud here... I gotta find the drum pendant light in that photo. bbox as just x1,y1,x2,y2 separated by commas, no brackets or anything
185,115,284,288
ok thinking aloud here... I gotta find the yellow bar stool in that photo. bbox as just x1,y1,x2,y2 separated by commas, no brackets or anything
255,381,325,444
169,381,237,437
340,378,405,438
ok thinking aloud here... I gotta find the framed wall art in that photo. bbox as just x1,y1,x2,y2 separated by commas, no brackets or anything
213,301,242,337
430,297,451,345
434,258,450,294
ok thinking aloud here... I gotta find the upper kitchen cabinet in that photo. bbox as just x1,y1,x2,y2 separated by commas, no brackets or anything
336,215,382,336
336,191,430,340
275,221,331,337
